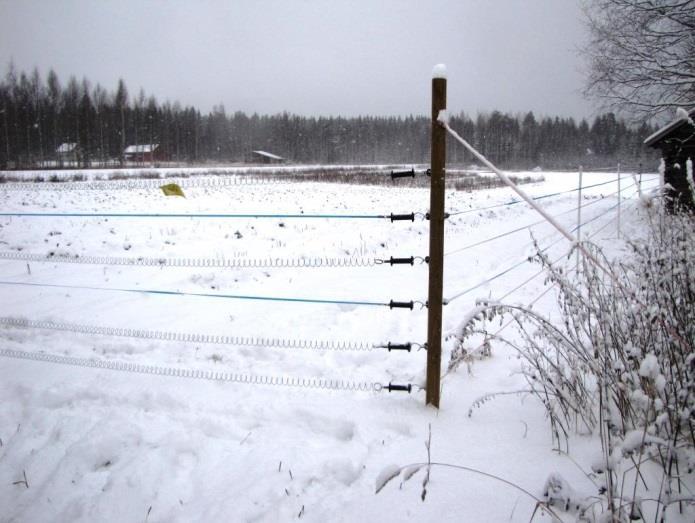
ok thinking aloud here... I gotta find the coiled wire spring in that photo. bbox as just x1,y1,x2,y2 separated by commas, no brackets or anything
0,175,294,192
0,316,377,352
0,348,381,392
0,251,380,269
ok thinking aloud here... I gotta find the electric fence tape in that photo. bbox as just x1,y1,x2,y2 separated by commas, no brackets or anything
0,280,394,307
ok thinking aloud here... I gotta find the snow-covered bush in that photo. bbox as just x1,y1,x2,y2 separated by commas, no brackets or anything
449,207,695,521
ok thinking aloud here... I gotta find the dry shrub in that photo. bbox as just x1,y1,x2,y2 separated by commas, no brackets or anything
449,206,695,521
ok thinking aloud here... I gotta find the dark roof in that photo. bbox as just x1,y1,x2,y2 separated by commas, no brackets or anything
644,107,695,147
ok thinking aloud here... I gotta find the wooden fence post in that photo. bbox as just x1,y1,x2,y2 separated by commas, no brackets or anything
616,162,621,238
426,65,447,408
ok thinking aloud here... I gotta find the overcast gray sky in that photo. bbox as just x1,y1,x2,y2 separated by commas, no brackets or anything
0,0,593,119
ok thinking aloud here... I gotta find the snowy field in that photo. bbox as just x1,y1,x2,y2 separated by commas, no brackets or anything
0,169,664,522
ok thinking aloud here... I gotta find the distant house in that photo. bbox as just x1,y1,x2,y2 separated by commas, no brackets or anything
124,144,165,163
248,150,286,164
56,143,80,166
644,107,695,212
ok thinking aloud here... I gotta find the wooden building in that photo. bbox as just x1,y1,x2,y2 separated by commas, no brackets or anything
56,142,81,167
644,108,695,212
124,144,166,163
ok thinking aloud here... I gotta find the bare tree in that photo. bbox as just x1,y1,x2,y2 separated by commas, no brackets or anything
582,0,695,121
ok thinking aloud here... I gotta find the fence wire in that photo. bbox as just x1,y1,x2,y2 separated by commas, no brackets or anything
0,348,382,392
0,280,392,307
447,174,637,217
0,316,377,352
0,184,640,269
444,207,627,367
495,189,637,305
444,194,630,303
445,179,638,238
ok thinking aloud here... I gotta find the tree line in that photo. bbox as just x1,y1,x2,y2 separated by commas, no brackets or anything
0,65,659,170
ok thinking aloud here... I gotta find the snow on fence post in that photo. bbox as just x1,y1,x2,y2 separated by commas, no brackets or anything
576,166,583,274
426,64,447,408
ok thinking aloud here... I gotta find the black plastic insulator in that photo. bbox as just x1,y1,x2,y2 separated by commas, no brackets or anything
390,213,415,222
386,383,412,393
387,343,412,352
389,300,414,310
391,168,415,179
389,256,415,266
425,168,431,177
425,212,450,220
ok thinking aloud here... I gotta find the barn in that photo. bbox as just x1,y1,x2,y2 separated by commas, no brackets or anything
56,143,80,167
124,144,166,163
644,108,695,212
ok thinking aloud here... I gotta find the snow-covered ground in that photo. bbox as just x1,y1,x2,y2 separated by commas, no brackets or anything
0,170,664,522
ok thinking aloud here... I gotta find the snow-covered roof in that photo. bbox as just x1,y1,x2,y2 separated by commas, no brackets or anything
56,143,78,153
644,107,695,147
252,150,284,160
124,144,159,154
